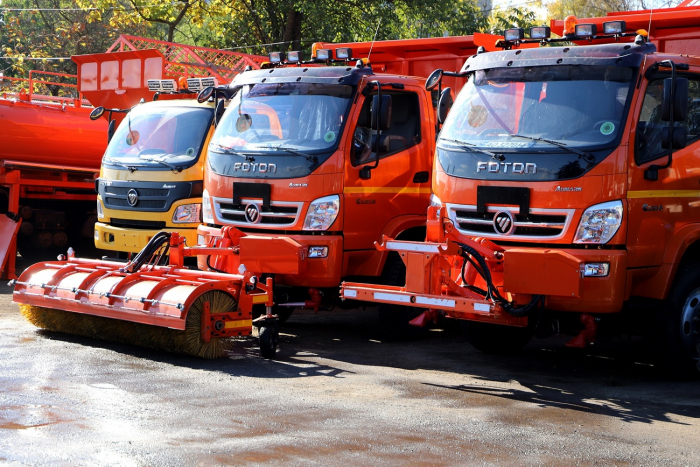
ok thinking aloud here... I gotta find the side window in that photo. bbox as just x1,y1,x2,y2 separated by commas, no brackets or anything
636,78,700,164
352,92,421,165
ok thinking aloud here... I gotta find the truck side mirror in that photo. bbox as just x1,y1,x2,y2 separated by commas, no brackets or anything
425,69,443,91
197,86,215,103
661,77,688,121
437,87,453,124
661,126,687,149
107,119,116,143
371,95,392,130
90,106,105,121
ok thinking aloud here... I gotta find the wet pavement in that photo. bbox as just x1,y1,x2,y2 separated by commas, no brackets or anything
1,277,699,466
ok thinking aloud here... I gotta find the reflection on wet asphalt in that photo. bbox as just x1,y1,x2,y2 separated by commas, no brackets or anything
1,275,699,465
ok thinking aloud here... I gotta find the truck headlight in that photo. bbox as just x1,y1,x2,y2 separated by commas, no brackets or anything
202,189,214,223
574,200,623,244
172,204,201,223
429,193,442,208
97,199,104,220
303,195,340,230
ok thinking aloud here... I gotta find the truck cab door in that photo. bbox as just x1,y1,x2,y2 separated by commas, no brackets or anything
343,86,433,252
628,74,700,269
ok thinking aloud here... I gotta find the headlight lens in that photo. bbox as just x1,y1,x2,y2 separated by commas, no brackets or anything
574,200,623,244
172,203,201,223
96,199,104,220
202,189,214,223
303,195,340,230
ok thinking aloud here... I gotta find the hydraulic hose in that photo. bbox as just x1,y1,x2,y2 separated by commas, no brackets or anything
456,242,541,317
123,231,172,273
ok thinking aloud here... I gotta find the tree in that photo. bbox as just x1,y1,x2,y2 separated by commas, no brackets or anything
489,5,542,36
546,0,684,20
0,0,150,86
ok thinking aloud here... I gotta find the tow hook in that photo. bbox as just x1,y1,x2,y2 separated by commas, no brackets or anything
565,313,599,348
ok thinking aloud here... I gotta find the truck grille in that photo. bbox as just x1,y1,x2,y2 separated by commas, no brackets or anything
110,218,167,230
447,204,574,240
105,198,167,209
213,198,303,228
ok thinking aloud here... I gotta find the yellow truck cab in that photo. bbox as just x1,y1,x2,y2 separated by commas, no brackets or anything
95,93,219,254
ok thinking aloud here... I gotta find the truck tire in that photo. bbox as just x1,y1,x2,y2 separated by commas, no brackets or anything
378,252,427,341
658,263,700,378
461,321,531,354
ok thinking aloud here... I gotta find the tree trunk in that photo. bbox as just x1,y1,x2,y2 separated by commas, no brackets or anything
283,8,303,51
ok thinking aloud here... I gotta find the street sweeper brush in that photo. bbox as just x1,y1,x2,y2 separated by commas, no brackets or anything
12,231,296,358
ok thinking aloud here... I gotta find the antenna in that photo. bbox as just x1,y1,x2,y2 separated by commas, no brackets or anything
648,8,653,36
367,19,382,62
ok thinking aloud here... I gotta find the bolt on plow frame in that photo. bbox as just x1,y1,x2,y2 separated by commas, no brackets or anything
12,230,303,358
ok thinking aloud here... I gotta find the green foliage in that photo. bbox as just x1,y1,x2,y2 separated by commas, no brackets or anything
489,5,542,36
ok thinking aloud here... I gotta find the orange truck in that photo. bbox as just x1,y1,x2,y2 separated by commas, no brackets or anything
11,35,481,358
341,5,700,376
196,37,478,330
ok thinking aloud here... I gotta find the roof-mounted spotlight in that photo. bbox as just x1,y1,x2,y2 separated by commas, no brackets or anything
335,47,352,60
603,20,626,35
504,28,525,41
268,52,285,64
315,48,332,61
530,26,551,40
575,23,597,38
287,51,302,63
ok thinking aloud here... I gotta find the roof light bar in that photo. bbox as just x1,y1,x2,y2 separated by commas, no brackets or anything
315,48,332,61
147,79,177,93
530,26,550,40
575,23,597,38
603,20,626,35
335,47,352,60
504,28,524,41
186,77,218,92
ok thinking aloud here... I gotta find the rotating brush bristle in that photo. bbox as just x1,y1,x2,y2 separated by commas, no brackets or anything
18,291,238,359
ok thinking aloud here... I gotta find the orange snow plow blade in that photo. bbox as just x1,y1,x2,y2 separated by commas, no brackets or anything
12,230,300,358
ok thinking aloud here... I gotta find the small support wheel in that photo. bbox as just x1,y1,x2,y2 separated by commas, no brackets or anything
258,319,279,359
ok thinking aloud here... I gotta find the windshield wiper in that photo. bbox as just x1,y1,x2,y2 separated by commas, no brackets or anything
439,138,504,162
507,134,596,164
103,157,137,172
211,144,255,162
140,156,183,173
267,145,318,164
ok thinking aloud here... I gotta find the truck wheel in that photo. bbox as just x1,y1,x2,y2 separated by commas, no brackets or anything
378,253,427,341
461,321,531,354
259,323,278,359
659,263,700,378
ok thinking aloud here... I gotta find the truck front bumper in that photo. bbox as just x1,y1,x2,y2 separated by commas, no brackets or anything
197,225,343,288
95,222,199,254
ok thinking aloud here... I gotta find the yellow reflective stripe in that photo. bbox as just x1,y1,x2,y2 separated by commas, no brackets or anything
343,187,432,194
252,294,269,304
224,319,252,329
628,190,700,199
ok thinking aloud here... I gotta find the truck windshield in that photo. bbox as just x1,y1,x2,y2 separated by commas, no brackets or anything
439,65,635,151
210,82,353,155
104,105,213,169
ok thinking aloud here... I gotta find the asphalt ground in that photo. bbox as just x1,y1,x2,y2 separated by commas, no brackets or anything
1,263,699,466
